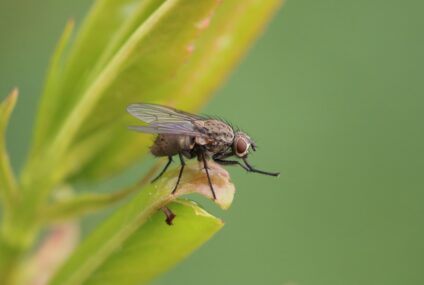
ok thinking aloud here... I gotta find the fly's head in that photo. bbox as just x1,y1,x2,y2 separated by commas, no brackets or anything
233,131,256,158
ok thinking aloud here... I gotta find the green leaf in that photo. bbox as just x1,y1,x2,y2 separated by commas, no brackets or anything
49,162,234,285
32,0,164,151
39,164,163,224
39,184,138,224
0,89,20,285
31,20,74,154
0,88,18,210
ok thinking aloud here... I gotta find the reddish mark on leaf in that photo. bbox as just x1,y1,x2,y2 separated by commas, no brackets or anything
195,17,211,30
186,43,196,53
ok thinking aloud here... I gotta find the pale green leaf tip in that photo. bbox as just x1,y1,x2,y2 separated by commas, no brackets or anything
155,161,236,210
1,88,18,124
64,18,75,35
4,88,18,107
67,18,75,27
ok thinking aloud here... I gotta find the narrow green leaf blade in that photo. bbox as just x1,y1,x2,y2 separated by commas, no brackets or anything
0,89,18,207
0,90,20,284
32,0,163,150
49,162,234,285
40,186,136,224
32,20,74,153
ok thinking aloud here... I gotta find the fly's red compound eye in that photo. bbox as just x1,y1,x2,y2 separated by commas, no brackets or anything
235,137,249,157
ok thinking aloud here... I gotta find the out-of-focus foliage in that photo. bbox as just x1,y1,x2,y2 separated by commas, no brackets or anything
0,1,282,284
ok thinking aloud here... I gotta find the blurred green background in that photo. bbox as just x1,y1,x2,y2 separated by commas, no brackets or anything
1,0,423,284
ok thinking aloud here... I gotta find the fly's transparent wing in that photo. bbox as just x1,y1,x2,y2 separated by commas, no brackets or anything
128,122,205,137
127,103,204,124
127,103,208,137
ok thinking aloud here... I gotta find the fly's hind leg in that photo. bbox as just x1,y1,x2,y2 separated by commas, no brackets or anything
151,156,173,183
172,153,185,195
161,206,176,225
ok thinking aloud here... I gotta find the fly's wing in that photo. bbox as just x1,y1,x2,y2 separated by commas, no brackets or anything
128,122,205,137
127,103,207,137
127,103,204,123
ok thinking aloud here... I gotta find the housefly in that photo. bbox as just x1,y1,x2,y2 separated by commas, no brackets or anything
127,103,279,223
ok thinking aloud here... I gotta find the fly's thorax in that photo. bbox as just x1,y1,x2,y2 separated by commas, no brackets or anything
151,134,195,157
193,119,234,145
192,119,234,156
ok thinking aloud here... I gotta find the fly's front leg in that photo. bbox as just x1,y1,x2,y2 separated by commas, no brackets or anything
242,158,280,177
213,151,234,160
201,151,217,200
213,154,279,176
172,153,186,194
213,157,250,172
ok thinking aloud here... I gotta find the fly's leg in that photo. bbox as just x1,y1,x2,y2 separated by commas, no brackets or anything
214,156,280,177
242,158,280,177
213,158,250,171
201,152,217,200
151,156,173,183
161,206,176,225
172,153,185,195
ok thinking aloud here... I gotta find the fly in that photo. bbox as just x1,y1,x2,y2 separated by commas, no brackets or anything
127,103,279,223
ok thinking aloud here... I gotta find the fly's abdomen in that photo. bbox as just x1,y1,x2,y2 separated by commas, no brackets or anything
151,134,194,157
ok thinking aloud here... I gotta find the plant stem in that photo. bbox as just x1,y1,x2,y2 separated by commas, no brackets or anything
0,182,49,285
0,236,21,285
